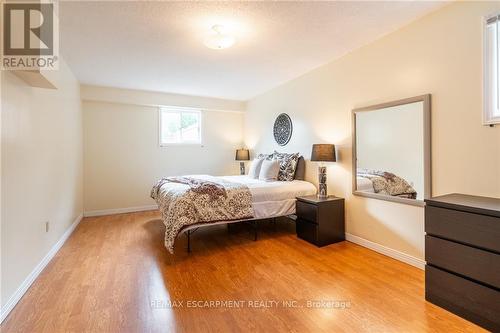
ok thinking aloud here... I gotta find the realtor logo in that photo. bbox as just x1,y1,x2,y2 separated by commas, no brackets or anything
1,0,59,70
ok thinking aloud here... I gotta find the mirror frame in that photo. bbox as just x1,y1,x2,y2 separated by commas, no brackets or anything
352,94,431,207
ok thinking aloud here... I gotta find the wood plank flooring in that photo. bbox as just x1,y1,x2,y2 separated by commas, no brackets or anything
1,211,486,332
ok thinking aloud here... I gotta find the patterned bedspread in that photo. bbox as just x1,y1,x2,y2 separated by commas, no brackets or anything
357,169,417,199
151,175,254,253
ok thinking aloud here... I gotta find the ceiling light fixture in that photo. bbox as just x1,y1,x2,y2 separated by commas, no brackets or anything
204,25,236,50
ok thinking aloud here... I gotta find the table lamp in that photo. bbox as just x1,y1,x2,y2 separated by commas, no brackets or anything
235,149,250,175
311,144,336,198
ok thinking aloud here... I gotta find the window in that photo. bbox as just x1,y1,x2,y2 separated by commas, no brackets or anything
484,14,500,125
159,107,202,145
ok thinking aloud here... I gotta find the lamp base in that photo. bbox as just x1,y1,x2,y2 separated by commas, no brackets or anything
240,162,245,175
317,166,327,198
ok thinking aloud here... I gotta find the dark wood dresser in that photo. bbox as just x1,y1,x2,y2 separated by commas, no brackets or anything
295,195,345,247
425,194,500,332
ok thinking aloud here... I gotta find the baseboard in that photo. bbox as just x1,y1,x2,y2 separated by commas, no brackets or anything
0,213,84,323
83,205,158,217
345,233,425,270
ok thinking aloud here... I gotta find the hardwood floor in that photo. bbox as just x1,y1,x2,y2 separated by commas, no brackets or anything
1,211,485,332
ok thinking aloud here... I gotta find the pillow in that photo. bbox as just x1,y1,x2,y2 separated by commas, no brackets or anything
259,160,280,181
294,156,305,180
248,158,264,179
273,151,300,181
256,153,273,161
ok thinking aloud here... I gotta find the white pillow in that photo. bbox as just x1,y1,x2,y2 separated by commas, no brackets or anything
259,160,280,181
248,158,264,179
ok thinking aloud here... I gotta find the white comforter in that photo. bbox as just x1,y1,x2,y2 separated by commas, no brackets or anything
219,175,317,218
356,176,375,193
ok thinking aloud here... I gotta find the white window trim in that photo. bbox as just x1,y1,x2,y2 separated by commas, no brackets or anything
483,12,500,125
158,106,204,147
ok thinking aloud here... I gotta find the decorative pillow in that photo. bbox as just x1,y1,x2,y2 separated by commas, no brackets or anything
248,158,264,179
256,153,273,161
259,160,280,181
272,151,300,181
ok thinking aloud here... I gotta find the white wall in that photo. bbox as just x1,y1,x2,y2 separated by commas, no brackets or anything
82,87,245,213
1,59,83,309
245,1,500,261
81,85,246,112
356,102,424,198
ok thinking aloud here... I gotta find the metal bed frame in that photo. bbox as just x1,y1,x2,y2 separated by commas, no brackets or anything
180,214,293,252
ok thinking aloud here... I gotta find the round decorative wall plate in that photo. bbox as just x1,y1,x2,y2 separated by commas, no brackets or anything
273,113,293,146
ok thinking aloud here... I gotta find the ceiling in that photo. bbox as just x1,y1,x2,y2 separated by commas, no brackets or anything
60,1,446,101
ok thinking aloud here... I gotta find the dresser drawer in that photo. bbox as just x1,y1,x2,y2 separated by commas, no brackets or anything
426,236,500,288
426,265,500,332
296,200,317,223
425,206,500,253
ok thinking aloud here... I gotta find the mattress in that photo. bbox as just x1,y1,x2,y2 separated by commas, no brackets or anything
220,175,317,218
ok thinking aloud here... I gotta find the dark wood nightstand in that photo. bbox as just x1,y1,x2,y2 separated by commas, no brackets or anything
295,195,345,247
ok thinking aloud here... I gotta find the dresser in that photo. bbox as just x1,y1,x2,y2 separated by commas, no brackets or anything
425,194,500,332
295,195,345,247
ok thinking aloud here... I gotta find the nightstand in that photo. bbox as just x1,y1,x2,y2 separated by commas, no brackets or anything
295,195,345,247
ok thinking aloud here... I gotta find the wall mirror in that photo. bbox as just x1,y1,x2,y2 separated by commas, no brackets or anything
352,94,431,206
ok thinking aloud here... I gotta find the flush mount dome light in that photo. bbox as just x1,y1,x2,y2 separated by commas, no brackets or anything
204,25,236,50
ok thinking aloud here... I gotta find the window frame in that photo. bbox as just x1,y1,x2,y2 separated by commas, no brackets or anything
158,106,203,147
483,13,500,125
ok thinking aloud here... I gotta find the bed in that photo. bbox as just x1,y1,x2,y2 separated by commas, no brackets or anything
151,156,317,253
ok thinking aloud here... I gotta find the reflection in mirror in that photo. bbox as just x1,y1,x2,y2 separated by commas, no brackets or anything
352,95,430,206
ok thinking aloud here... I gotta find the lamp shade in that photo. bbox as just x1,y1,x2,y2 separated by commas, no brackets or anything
311,144,336,162
235,149,250,161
